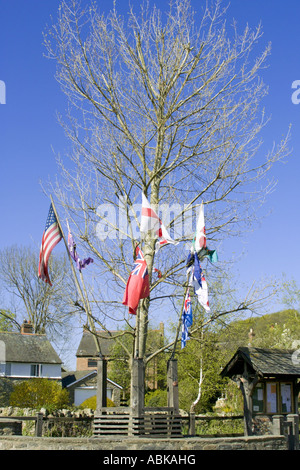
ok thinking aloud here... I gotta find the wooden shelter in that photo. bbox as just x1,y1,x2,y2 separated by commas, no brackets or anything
221,347,300,438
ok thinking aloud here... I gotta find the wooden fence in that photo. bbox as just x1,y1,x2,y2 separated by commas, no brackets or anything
93,407,182,438
0,412,243,438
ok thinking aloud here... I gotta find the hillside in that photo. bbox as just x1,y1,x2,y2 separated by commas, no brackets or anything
219,309,300,359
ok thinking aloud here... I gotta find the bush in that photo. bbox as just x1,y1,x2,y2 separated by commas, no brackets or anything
144,389,167,407
10,379,69,410
79,395,115,410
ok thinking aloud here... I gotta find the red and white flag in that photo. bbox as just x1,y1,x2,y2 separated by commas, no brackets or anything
140,193,177,251
192,202,207,253
38,204,62,286
122,246,150,315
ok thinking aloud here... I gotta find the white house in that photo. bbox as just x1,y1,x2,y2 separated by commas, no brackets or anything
62,370,123,406
0,321,62,381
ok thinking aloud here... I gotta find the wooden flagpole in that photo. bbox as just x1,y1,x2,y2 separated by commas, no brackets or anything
50,195,102,358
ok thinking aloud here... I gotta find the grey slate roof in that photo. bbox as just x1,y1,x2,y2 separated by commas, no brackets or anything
76,331,120,358
0,331,62,364
61,370,123,390
221,347,300,379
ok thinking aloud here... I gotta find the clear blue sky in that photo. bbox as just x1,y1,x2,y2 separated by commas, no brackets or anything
0,0,299,316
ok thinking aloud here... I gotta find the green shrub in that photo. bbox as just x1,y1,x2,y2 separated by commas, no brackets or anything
10,378,69,410
144,389,167,407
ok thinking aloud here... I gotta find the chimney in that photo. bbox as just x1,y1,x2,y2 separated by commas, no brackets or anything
21,320,34,335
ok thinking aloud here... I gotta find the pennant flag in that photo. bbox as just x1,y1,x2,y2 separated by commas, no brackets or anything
198,247,218,263
140,193,178,251
122,246,150,315
68,230,93,272
181,288,193,348
38,204,62,286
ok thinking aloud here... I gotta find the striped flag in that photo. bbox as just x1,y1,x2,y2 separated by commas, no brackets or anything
38,204,62,286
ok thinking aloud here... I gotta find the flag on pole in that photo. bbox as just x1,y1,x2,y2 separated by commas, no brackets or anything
193,271,210,312
186,252,210,312
122,245,150,315
68,230,94,272
38,204,62,286
192,202,218,263
192,202,206,253
181,288,193,348
140,193,178,251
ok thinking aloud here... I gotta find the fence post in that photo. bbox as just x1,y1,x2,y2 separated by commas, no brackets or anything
35,412,43,437
286,414,299,450
189,412,195,436
96,357,107,414
167,359,179,414
271,415,284,435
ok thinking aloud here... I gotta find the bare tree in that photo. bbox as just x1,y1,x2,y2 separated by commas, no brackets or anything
0,245,76,338
43,0,289,364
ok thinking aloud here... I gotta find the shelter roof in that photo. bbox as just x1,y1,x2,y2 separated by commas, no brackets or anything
221,347,300,379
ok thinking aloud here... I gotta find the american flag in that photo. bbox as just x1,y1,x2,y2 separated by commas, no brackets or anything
38,204,62,286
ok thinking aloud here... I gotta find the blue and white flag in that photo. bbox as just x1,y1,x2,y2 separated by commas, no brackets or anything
181,288,193,348
186,252,210,313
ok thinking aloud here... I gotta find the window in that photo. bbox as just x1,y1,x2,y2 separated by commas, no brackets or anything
280,383,292,413
252,383,264,413
266,382,277,413
0,363,11,376
30,364,43,377
252,381,294,414
88,359,97,368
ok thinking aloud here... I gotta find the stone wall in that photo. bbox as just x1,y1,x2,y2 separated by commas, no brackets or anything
0,434,287,451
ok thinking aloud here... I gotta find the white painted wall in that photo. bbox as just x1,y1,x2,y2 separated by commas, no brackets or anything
8,362,61,379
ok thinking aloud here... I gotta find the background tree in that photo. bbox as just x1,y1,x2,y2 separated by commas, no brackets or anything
44,0,289,376
0,245,80,365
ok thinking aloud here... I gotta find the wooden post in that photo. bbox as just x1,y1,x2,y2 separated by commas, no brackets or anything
189,412,196,436
35,412,43,437
96,357,107,414
287,414,299,450
237,363,258,436
130,358,145,416
167,358,179,414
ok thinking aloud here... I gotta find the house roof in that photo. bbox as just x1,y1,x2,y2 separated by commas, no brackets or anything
76,323,164,358
76,330,121,358
0,331,62,364
221,347,300,379
61,370,123,390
